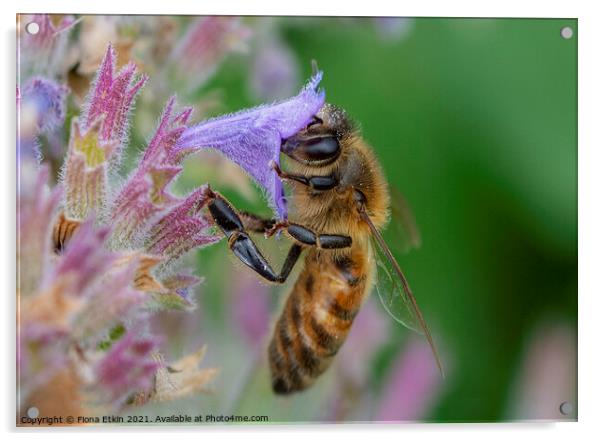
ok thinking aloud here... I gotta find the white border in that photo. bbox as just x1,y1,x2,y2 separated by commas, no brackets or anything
3,1,600,439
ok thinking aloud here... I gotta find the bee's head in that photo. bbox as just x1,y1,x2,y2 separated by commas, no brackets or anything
281,103,353,167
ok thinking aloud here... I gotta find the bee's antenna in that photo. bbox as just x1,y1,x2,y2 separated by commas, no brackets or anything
311,59,319,76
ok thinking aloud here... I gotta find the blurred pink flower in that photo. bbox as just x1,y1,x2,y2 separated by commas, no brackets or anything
336,298,391,387
21,14,75,51
170,16,252,92
20,14,76,75
230,270,271,349
18,323,70,400
52,220,116,295
18,165,62,296
376,337,443,421
507,321,577,420
95,328,161,404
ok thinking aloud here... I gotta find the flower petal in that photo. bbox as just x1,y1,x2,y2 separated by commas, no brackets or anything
62,118,117,220
82,44,147,158
145,185,220,268
95,328,161,404
146,347,218,404
176,71,325,218
111,97,193,246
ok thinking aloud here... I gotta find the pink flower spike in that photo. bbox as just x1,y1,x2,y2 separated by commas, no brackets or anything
176,71,326,219
111,97,194,246
146,185,221,267
95,328,161,404
82,44,148,153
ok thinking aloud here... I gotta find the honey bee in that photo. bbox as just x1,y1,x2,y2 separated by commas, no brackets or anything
206,103,442,394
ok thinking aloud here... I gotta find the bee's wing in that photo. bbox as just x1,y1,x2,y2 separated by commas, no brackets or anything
386,186,421,254
360,211,444,377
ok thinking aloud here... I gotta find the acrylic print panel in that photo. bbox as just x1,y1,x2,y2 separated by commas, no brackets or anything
16,15,577,426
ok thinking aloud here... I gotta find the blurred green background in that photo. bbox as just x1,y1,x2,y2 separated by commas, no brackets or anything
103,16,577,423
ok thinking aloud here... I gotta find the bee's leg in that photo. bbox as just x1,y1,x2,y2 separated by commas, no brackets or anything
238,211,276,234
268,221,352,250
207,189,302,283
270,161,338,191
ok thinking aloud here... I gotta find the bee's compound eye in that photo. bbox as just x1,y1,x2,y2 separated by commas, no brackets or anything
302,136,340,161
282,135,340,166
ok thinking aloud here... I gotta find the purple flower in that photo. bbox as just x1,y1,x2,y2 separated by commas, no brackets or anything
19,78,69,162
146,185,220,267
81,44,147,153
21,77,69,135
177,72,326,218
95,328,161,404
376,337,444,422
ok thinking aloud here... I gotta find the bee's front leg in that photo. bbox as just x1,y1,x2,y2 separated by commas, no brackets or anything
267,221,352,250
207,188,302,283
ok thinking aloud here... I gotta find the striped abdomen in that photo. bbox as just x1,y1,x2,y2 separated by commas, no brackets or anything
268,245,370,394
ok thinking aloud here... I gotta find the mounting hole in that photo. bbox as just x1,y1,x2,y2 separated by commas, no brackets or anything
27,406,39,418
559,401,573,415
25,22,40,35
560,26,573,40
